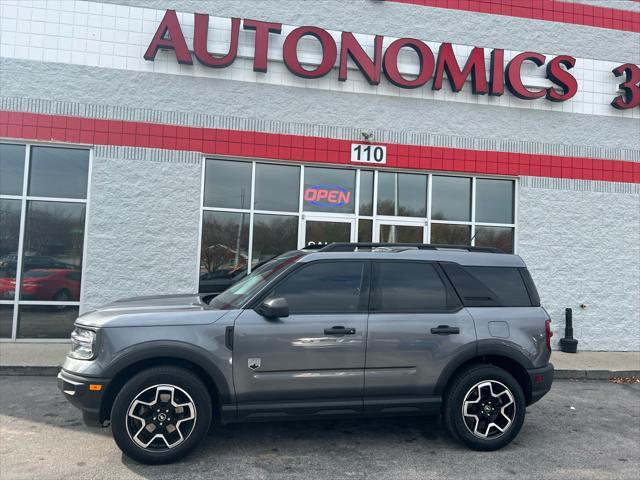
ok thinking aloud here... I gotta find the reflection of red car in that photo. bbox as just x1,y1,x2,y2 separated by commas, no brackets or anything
0,269,81,301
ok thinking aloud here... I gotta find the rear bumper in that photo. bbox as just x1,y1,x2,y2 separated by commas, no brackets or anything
527,363,554,405
57,369,111,427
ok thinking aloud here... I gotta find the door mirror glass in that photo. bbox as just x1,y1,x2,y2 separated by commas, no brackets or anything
257,297,290,318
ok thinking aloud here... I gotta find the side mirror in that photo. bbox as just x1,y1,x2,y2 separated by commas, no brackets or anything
256,297,289,319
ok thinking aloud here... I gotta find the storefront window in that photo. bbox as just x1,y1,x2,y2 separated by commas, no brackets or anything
254,163,300,212
475,226,514,253
476,179,514,224
252,214,298,265
0,144,25,196
0,144,90,340
359,171,374,216
432,176,471,221
358,219,373,242
204,159,252,209
377,172,427,217
200,157,518,292
200,210,249,283
20,201,85,302
29,147,89,199
303,167,355,214
431,224,471,245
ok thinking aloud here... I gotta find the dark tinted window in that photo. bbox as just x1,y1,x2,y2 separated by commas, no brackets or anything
443,264,532,307
204,159,252,209
377,172,427,217
252,214,298,265
475,226,514,253
431,224,470,245
270,261,366,314
432,176,470,221
0,144,25,195
359,170,374,215
476,179,514,223
254,163,300,212
28,147,89,199
373,262,454,312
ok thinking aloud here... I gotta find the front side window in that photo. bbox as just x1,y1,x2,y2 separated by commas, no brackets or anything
0,144,89,339
269,261,367,314
372,262,455,313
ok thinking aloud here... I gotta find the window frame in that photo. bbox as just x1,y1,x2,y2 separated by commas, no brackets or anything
370,259,463,314
0,141,92,342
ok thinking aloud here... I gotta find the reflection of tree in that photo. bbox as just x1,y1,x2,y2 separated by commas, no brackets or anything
475,228,513,253
24,203,85,266
0,201,21,256
252,216,298,263
380,225,422,243
431,224,470,245
200,213,249,273
377,199,424,217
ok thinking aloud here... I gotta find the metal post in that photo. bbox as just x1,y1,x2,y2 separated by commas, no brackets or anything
559,307,579,353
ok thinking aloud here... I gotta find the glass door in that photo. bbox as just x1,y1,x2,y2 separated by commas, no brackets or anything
301,216,356,248
375,219,426,243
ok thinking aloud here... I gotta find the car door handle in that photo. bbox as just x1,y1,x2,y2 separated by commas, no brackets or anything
430,325,460,335
324,326,356,335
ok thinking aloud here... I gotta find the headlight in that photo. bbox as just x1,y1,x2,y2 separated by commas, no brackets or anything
69,326,97,360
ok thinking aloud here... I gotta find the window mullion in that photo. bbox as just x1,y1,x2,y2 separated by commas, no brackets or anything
11,145,31,340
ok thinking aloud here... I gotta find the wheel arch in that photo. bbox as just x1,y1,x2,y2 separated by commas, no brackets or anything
436,348,534,405
99,343,232,425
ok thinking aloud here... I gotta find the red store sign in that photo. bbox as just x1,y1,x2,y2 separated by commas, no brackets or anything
144,10,639,110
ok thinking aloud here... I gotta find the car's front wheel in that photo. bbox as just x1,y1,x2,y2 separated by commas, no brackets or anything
111,366,212,464
443,364,526,451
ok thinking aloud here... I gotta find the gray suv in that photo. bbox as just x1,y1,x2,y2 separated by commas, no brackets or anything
58,243,554,464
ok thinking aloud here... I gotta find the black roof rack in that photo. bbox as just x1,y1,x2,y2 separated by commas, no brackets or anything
316,242,504,254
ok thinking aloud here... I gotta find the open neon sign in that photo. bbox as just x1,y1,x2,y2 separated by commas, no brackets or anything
304,184,351,207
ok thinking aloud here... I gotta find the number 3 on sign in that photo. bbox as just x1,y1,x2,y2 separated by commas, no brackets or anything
351,143,386,164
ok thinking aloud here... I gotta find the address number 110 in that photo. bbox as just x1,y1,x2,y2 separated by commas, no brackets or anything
350,143,387,164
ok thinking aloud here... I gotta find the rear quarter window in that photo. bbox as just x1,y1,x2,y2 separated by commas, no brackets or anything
442,264,533,307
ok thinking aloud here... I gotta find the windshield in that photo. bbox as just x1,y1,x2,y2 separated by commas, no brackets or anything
209,250,306,310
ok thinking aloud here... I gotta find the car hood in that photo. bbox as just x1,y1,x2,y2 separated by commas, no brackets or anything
76,294,231,328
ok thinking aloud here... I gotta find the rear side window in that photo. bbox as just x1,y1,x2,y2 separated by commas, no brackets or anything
442,264,533,307
372,262,459,313
269,261,368,314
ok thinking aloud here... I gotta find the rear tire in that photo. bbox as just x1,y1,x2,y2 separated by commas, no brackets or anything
111,366,212,464
443,364,525,451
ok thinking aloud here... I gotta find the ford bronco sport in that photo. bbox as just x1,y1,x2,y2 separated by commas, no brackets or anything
58,243,554,464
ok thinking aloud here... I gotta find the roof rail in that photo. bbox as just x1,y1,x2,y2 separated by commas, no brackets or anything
316,242,504,254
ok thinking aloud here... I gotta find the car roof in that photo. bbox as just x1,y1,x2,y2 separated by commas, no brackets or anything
298,246,526,268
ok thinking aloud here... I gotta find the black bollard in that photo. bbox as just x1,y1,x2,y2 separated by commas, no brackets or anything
559,308,578,353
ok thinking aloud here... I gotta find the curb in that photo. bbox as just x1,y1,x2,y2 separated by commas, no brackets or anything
1,366,638,380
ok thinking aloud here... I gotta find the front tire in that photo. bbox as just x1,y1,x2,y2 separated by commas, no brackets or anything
443,364,525,451
111,366,212,464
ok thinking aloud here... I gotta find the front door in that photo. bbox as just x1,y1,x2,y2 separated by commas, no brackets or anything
233,260,370,420
364,260,476,414
301,215,355,248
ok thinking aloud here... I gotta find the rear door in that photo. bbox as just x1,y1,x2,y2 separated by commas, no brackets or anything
364,261,476,414
233,260,370,419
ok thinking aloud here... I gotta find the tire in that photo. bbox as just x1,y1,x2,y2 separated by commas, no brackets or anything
111,366,212,464
443,364,525,451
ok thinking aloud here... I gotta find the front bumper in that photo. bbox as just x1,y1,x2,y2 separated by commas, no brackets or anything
527,363,554,405
57,369,111,427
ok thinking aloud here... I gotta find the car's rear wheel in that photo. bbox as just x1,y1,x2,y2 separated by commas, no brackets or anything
111,366,211,464
443,364,525,451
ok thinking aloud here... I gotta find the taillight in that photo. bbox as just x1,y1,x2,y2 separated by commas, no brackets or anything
545,319,553,352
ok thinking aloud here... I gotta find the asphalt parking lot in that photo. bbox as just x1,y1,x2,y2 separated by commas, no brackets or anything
0,377,638,480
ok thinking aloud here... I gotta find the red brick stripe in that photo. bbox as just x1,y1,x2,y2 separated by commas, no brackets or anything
387,0,640,33
0,110,638,183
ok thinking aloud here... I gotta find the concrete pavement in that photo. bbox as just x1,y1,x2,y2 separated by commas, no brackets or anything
0,376,638,480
